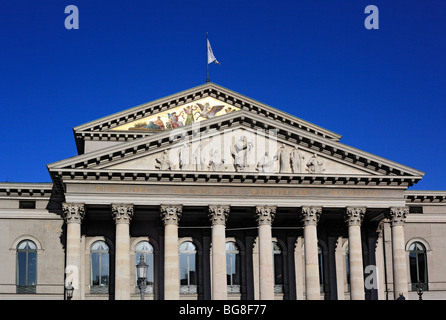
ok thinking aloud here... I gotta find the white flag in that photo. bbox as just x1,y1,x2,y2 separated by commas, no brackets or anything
207,38,220,65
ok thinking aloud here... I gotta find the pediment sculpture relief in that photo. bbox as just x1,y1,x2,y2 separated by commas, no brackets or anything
152,135,330,175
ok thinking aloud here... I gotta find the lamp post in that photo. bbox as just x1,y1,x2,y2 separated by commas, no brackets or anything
416,282,424,300
65,282,74,301
136,254,148,300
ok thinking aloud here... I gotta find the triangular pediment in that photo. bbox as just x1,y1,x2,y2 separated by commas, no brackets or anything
49,109,425,191
102,126,370,175
73,82,342,154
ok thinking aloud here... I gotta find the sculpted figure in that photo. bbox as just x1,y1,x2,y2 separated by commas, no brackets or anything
290,146,304,173
209,149,224,171
179,142,193,170
194,142,207,171
155,151,172,170
256,152,275,173
275,144,290,173
306,153,325,174
231,136,253,172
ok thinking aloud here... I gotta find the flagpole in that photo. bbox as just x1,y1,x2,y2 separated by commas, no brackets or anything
206,32,209,82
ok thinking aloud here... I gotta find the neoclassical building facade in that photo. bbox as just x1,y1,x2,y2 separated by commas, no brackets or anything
1,83,445,300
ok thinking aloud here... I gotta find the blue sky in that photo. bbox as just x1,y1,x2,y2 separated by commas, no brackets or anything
0,0,445,190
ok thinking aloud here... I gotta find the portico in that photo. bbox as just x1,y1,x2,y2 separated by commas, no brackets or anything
59,180,410,300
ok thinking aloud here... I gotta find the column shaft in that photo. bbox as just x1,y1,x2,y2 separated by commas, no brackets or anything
256,206,276,300
345,207,365,300
112,203,133,300
161,205,182,300
63,203,85,300
387,207,409,299
209,205,229,300
301,206,321,300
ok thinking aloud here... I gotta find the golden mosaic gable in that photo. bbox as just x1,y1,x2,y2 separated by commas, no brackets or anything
112,97,239,132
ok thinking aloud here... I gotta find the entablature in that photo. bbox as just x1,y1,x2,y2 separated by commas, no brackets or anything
52,168,421,193
0,182,54,199
405,191,446,204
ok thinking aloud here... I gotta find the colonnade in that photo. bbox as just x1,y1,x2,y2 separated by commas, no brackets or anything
62,202,409,300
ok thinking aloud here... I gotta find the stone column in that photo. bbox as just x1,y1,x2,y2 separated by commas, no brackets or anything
111,203,134,300
160,204,182,300
256,205,276,300
385,207,409,300
345,207,366,300
300,206,321,300
62,202,85,300
209,205,229,300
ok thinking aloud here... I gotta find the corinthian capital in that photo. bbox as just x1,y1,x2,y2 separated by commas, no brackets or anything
209,205,230,226
62,203,85,224
160,204,182,225
255,206,276,226
345,207,366,227
386,207,408,226
300,206,321,226
111,203,134,224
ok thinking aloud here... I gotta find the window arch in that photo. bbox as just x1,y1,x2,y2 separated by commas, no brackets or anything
409,241,428,291
226,241,241,293
179,241,197,294
16,240,37,294
135,241,154,293
90,240,110,293
273,241,284,293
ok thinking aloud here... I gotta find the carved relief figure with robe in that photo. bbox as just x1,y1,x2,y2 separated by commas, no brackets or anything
155,151,172,170
194,142,207,171
231,136,253,172
290,146,304,173
179,142,193,170
275,144,291,173
306,153,325,174
209,149,224,171
256,152,275,173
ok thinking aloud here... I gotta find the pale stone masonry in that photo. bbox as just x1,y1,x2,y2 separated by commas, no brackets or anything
345,207,366,300
209,205,229,300
300,206,321,300
1,83,446,300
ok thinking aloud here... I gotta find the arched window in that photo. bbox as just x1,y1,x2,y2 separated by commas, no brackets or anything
318,244,324,293
90,241,110,293
226,241,240,293
179,241,197,293
273,241,283,293
135,241,154,293
409,242,428,291
16,240,37,294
